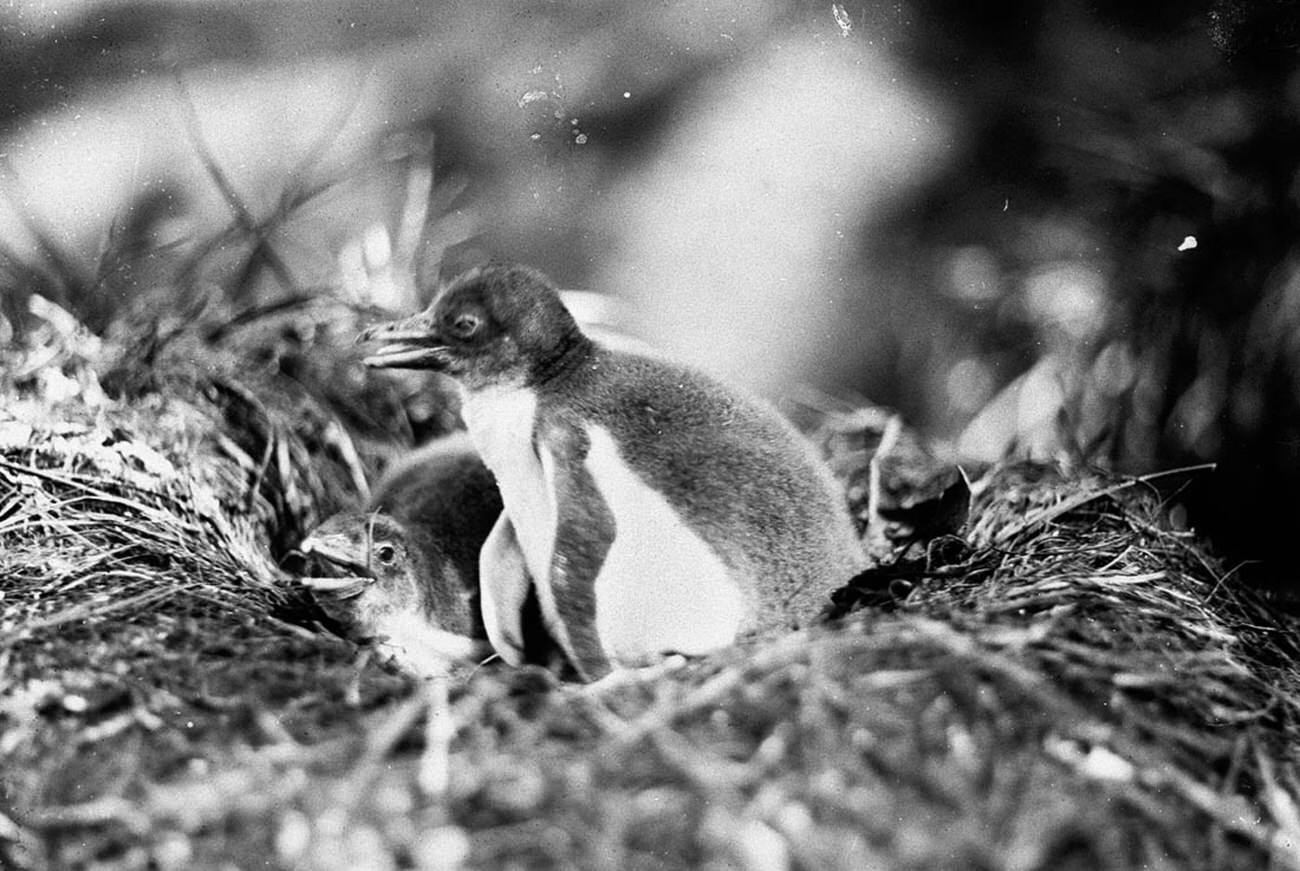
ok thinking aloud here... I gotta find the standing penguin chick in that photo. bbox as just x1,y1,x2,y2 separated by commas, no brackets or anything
360,264,867,682
298,432,504,674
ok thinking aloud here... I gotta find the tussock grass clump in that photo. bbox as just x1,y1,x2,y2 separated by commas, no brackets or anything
3,302,1300,871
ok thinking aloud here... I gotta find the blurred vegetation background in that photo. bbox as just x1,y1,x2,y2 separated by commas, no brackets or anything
1,0,1298,588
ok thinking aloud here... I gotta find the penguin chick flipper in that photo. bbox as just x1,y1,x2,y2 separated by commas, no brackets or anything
479,513,535,667
541,423,616,683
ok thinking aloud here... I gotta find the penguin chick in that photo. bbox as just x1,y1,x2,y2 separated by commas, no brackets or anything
360,263,867,682
299,432,561,676
367,431,504,639
299,511,489,676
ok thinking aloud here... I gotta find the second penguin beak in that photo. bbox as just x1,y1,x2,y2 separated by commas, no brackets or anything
358,313,450,370
298,575,374,600
298,534,378,599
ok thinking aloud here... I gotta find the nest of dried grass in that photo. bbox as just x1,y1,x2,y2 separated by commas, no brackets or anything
3,295,1300,871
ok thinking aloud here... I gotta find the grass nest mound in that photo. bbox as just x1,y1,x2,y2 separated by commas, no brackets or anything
2,296,1300,871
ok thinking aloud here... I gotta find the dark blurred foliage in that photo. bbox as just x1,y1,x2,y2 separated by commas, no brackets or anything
854,0,1300,589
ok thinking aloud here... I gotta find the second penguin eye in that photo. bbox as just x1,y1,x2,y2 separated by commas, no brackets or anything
449,312,482,338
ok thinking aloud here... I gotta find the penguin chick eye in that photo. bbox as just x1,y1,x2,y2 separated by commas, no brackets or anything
448,312,483,339
374,544,398,565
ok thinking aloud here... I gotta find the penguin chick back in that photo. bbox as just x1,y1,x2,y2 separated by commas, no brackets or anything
362,432,565,667
299,432,500,649
542,344,867,632
368,430,504,637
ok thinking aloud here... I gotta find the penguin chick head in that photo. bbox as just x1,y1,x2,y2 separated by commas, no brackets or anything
360,263,591,389
298,512,438,639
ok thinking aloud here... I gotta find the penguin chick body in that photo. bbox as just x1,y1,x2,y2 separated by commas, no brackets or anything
361,264,867,681
298,432,504,674
368,431,504,638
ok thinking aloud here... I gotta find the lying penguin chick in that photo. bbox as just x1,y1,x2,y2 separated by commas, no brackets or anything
367,431,504,638
360,263,868,682
373,432,570,671
299,512,490,677
299,432,563,675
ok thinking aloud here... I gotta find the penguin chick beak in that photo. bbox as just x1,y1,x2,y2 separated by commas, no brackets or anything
298,534,378,599
299,575,374,600
358,314,450,370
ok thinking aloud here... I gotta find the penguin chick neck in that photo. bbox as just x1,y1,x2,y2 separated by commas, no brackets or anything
362,263,596,391
526,324,593,389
